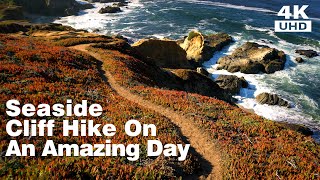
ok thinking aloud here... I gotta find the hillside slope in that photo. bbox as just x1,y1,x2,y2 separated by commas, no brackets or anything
0,34,201,179
71,36,320,179
71,44,223,179
1,29,320,179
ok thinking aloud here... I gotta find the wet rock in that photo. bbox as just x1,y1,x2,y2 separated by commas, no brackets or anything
215,75,248,95
256,92,290,107
98,6,121,13
295,49,318,58
295,57,304,63
113,2,128,7
217,42,286,74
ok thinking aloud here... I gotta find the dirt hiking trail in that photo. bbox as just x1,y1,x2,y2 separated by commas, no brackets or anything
70,44,223,180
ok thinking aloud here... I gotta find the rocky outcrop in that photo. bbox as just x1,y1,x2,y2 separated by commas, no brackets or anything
0,22,76,34
215,75,248,95
295,57,304,63
295,49,318,58
91,38,139,57
0,6,24,21
113,2,128,7
99,6,121,13
256,92,290,107
196,67,209,76
217,42,286,74
132,39,192,69
171,69,226,98
13,0,93,16
180,31,233,66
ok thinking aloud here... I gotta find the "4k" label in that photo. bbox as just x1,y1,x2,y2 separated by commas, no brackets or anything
274,5,312,32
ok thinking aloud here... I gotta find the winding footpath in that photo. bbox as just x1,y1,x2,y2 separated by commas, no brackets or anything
70,44,222,180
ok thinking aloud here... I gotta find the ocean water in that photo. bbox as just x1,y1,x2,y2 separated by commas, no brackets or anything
54,0,320,138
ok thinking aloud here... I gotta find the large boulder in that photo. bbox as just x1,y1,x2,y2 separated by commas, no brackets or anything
98,6,121,14
171,69,227,99
180,31,233,66
217,42,286,74
215,75,248,95
295,49,318,58
132,39,192,69
256,92,290,107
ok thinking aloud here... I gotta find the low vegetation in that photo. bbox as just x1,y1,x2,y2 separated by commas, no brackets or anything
53,36,115,47
0,35,199,179
87,43,320,179
1,32,319,179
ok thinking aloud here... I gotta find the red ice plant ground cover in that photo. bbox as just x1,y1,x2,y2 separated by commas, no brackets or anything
0,35,199,179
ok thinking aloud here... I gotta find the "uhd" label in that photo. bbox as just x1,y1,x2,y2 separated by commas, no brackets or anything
275,5,312,32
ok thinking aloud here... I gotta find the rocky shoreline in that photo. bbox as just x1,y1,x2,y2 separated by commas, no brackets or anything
2,2,320,178
0,0,132,22
1,0,319,135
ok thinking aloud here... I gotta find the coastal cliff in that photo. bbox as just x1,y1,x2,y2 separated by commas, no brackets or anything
0,22,319,179
0,0,93,21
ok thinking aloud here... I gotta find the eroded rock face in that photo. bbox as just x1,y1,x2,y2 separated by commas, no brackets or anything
132,39,192,69
196,67,209,76
171,69,226,98
217,42,286,74
14,0,93,16
256,92,290,107
180,31,233,65
295,49,318,58
0,6,24,21
215,75,248,95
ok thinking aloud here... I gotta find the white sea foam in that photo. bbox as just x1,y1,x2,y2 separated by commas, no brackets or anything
55,0,143,33
244,24,280,40
204,35,320,139
56,0,320,139
178,0,277,14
